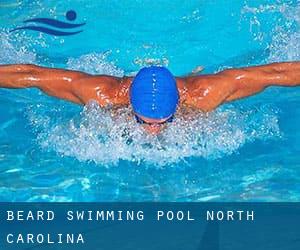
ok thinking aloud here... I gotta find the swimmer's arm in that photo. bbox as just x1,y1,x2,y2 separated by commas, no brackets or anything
224,62,300,101
0,64,129,105
0,64,89,103
182,62,300,111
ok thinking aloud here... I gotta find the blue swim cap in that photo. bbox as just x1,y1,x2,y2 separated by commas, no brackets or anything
130,66,179,120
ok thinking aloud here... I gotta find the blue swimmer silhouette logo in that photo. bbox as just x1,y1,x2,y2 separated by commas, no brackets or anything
10,10,85,36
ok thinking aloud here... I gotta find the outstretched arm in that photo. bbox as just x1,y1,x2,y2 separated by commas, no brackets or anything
0,64,128,106
225,62,300,101
183,62,300,111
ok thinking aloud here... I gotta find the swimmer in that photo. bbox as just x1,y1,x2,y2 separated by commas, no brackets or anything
0,62,300,134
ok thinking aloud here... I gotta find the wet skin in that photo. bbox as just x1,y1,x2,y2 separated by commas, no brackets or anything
0,62,300,133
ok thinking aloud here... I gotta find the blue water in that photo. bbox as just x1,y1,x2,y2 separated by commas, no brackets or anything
0,0,299,201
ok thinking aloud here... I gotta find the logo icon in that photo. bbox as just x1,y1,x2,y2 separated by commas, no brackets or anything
10,10,85,36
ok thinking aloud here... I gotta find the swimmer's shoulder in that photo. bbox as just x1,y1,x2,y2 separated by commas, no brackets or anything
176,75,212,106
72,75,132,106
176,73,236,112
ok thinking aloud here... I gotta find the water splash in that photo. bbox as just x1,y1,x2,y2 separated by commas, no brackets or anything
242,3,288,15
26,101,281,167
242,2,300,62
0,4,287,167
133,57,169,67
67,51,124,76
0,31,36,64
268,4,300,62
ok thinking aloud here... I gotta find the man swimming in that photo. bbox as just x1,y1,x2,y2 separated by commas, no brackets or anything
0,62,300,134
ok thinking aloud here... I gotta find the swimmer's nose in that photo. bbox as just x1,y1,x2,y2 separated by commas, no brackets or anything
143,124,163,135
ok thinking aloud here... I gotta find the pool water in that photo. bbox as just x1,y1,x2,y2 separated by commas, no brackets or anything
0,0,299,201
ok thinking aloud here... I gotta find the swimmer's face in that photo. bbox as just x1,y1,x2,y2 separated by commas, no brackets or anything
135,114,171,135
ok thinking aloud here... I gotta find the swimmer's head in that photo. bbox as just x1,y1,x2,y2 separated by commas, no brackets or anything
129,66,179,131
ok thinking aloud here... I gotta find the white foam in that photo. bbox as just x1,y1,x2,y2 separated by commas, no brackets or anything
26,101,281,167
